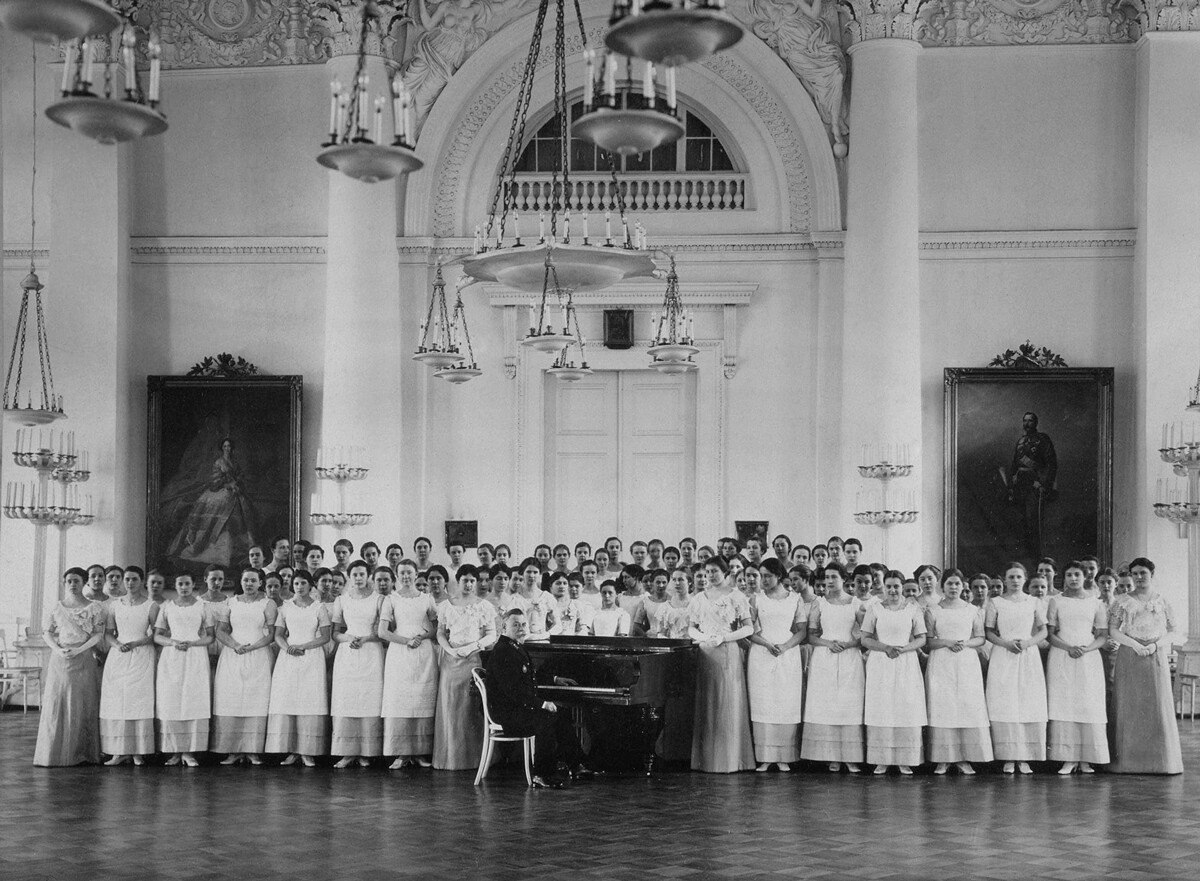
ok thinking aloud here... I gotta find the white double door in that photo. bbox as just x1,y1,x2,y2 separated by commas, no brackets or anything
544,369,697,545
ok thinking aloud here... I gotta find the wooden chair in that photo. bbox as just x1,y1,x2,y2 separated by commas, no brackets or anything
471,666,534,786
0,628,43,713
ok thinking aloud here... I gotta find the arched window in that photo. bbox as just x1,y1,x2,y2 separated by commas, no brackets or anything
514,99,735,174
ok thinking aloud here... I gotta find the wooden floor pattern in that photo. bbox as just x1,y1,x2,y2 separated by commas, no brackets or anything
4,712,1200,880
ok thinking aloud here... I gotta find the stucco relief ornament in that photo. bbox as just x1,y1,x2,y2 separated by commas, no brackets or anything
1135,0,1200,31
400,0,536,134
314,0,406,59
915,0,1140,44
148,0,328,67
840,0,929,41
742,0,848,157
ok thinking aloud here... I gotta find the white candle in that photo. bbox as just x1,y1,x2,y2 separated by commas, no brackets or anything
665,66,676,110
512,210,521,242
335,95,348,141
604,53,617,98
61,40,76,93
401,91,412,144
582,212,589,241
622,216,631,246
357,75,369,134
605,210,612,242
584,49,595,107
474,224,482,253
330,80,342,136
391,74,403,140
643,61,654,104
539,213,546,242
529,299,536,331
148,34,161,103
81,38,94,87
122,28,136,93
1163,423,1168,449
564,210,570,242
492,213,501,248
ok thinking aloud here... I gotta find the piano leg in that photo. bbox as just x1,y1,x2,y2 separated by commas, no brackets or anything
642,707,664,776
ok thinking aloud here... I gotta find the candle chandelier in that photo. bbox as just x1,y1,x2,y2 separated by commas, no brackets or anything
460,0,656,297
0,0,119,44
605,0,743,67
413,264,482,384
647,255,698,374
47,19,168,145
317,0,421,184
4,51,66,428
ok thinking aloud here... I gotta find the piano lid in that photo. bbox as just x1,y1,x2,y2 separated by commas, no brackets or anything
534,635,696,653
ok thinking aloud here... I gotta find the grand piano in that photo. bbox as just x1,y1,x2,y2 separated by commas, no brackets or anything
524,635,698,774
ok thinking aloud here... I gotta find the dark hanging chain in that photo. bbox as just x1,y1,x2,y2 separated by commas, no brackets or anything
2,294,31,408
549,0,567,238
488,0,551,243
453,288,477,366
35,290,56,407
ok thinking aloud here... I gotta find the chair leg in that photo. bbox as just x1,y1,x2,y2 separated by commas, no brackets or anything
475,734,493,786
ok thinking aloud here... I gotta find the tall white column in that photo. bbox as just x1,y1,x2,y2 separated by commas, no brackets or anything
840,34,922,571
1133,30,1200,663
318,54,406,548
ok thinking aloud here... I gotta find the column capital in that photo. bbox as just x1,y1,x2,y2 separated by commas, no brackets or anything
314,0,407,60
1138,0,1200,32
842,0,927,44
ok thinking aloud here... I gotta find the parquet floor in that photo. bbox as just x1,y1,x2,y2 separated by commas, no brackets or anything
4,712,1200,880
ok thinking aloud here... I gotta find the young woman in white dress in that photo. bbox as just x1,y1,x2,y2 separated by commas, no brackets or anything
266,569,331,766
561,573,594,634
861,570,927,775
1045,561,1110,774
800,563,865,772
378,561,438,769
653,569,693,638
503,559,558,640
434,563,497,769
746,558,806,772
985,561,1048,773
330,560,385,767
590,581,632,637
154,573,214,766
925,568,992,775
100,566,159,765
212,567,278,765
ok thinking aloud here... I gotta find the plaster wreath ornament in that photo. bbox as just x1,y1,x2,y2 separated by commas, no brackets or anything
187,353,260,377
987,340,1068,369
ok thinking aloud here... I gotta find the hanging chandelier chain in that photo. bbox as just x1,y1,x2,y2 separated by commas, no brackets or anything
341,2,376,141
2,295,32,408
488,0,552,244
34,291,57,405
548,0,567,239
454,291,477,364
29,41,37,273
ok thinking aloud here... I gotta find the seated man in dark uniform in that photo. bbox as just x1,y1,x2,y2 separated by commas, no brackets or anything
485,608,589,787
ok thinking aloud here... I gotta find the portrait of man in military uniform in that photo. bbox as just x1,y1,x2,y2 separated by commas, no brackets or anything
1004,411,1058,560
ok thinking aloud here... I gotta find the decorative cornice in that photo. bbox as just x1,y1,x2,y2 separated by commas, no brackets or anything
130,237,327,263
919,229,1135,256
2,247,51,266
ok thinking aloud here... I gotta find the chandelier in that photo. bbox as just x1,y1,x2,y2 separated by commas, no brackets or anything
572,48,683,157
605,0,743,68
4,50,65,428
317,1,421,184
459,0,656,295
0,0,119,44
47,22,168,145
413,264,482,384
647,255,698,374
547,296,593,382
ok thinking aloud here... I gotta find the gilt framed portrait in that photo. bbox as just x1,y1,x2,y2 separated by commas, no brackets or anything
147,375,302,579
943,367,1113,575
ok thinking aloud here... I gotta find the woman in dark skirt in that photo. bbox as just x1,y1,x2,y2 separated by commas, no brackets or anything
1108,557,1183,774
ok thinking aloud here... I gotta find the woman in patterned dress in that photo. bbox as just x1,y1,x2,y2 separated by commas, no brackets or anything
34,568,106,767
434,563,497,770
688,556,755,773
1108,557,1183,774
100,565,159,765
379,561,439,769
